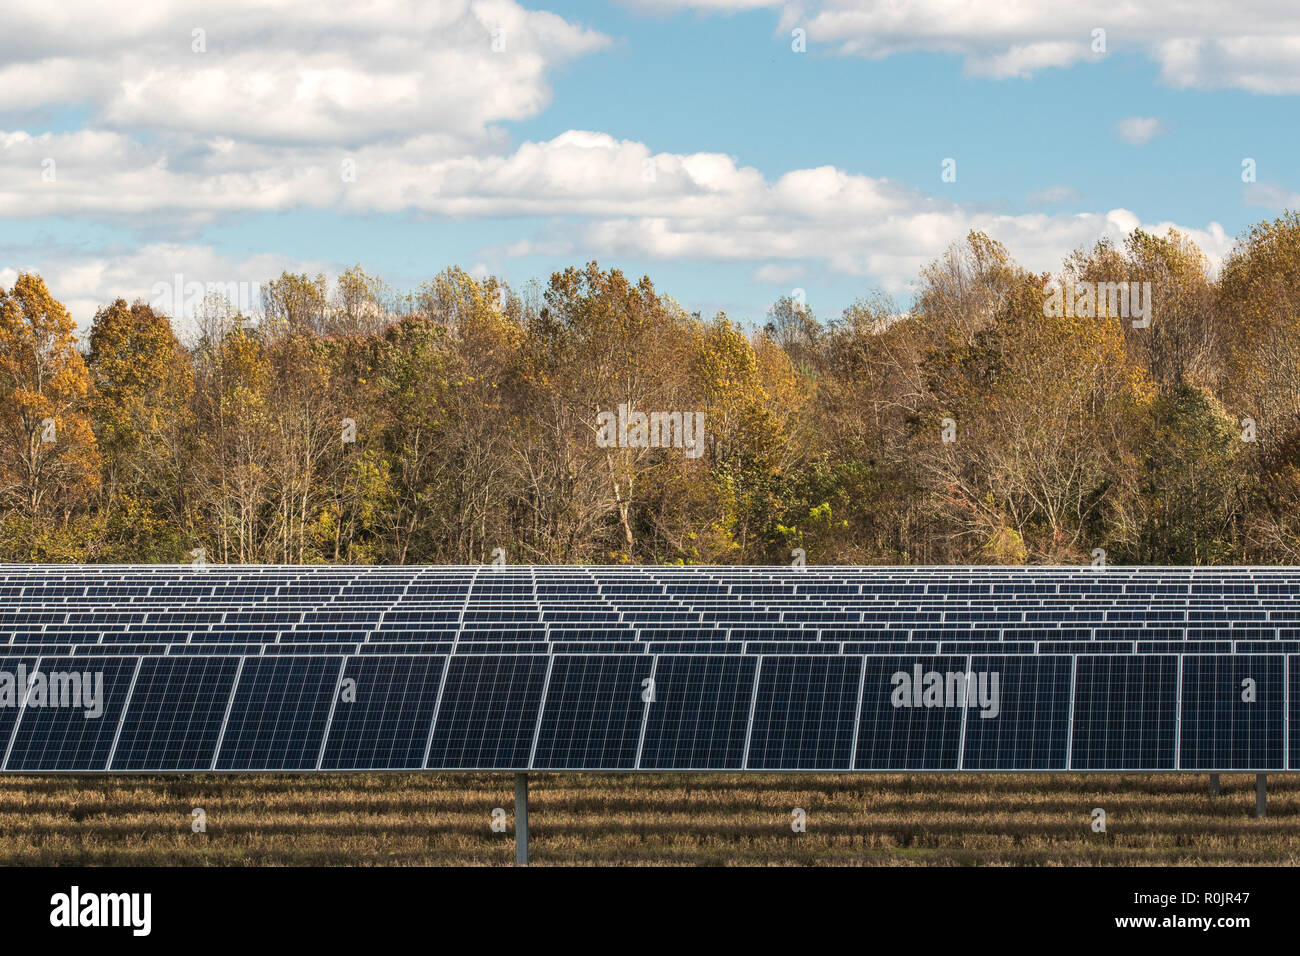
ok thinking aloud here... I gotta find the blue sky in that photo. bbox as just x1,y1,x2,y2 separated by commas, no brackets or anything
2,0,1297,330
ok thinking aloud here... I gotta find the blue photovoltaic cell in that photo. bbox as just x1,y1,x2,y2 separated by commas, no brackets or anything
960,655,1071,770
747,656,862,770
320,655,446,770
426,655,549,769
640,655,757,769
0,657,40,762
111,656,241,770
855,656,965,770
1180,655,1284,770
1290,656,1300,771
532,656,653,770
215,656,342,770
6,656,139,772
1071,656,1178,770
0,655,41,764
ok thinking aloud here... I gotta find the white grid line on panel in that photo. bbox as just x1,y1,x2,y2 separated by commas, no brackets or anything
1065,655,1077,771
740,655,764,770
956,653,972,770
1,655,42,772
315,656,351,771
634,655,658,770
450,566,481,658
210,656,246,770
421,652,453,770
1174,653,1184,771
527,654,555,771
105,656,143,770
848,654,867,770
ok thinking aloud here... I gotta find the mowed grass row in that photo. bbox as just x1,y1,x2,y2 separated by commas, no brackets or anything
0,773,1294,865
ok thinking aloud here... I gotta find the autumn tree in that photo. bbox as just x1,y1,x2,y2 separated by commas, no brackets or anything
916,271,1153,562
0,274,100,545
87,298,196,559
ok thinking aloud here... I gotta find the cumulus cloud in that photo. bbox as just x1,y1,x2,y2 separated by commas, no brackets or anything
648,0,1300,93
0,1,1248,324
6,128,1234,320
0,0,608,148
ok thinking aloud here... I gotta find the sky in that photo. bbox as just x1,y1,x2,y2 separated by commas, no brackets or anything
1,0,1297,332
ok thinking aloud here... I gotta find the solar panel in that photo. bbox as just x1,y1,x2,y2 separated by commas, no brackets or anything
639,655,756,769
320,655,446,770
746,656,862,770
6,656,139,772
1179,654,1285,771
959,656,1072,770
1069,656,1179,771
111,656,240,771
214,656,342,771
425,655,548,769
0,566,1292,772
855,655,965,770
532,655,653,770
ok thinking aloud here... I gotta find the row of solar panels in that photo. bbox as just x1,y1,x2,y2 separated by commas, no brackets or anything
8,564,1296,571
14,603,1300,617
4,564,1298,575
4,567,1300,591
12,603,1300,619
5,587,1300,609
8,584,1300,598
3,631,1300,651
12,608,1300,627
3,640,1300,658
0,652,1291,773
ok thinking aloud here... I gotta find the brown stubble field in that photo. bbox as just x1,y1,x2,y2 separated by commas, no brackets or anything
0,773,1294,866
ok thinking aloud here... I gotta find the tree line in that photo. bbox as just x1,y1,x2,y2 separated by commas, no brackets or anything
5,212,1300,566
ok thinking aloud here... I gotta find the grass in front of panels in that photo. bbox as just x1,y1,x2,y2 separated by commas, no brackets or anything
0,774,1292,865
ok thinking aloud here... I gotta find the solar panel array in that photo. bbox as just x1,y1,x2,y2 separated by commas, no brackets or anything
0,564,1293,772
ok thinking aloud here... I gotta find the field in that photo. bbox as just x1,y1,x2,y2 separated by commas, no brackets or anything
0,773,1296,865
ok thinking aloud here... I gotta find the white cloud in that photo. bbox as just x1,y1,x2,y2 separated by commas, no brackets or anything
2,128,1236,307
619,0,779,10
0,0,608,147
1243,182,1300,209
649,0,1300,94
1115,116,1166,145
0,243,333,338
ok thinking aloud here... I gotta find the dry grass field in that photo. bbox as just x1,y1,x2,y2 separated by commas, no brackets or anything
0,773,1294,866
